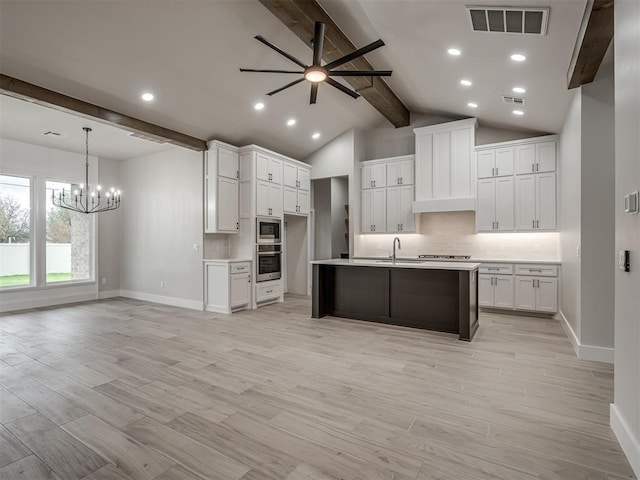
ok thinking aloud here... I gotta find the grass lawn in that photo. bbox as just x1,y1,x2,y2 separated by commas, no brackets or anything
0,272,72,287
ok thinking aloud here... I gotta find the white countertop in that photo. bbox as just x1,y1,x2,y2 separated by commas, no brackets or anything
203,258,252,263
357,256,560,265
311,258,480,271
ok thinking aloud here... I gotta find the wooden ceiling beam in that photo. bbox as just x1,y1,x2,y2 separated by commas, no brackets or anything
0,74,207,151
258,0,410,128
567,0,614,89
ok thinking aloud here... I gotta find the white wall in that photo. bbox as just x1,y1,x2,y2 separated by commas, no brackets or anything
611,0,640,476
559,90,582,340
96,155,122,294
313,178,332,260
119,147,204,309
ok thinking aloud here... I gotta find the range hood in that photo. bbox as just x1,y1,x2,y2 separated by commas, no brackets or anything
412,118,478,213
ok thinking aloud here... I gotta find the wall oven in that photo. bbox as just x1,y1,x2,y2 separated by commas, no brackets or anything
256,217,281,244
256,244,282,282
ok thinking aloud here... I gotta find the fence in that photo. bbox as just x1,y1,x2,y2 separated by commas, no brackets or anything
0,243,71,275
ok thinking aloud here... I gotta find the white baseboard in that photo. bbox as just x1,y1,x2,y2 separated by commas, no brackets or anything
98,290,120,299
119,290,203,311
559,310,614,364
611,403,640,478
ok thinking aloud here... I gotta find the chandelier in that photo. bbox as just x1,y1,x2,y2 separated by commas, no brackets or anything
52,127,121,213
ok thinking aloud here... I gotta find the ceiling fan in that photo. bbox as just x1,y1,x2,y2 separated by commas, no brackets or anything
240,21,392,104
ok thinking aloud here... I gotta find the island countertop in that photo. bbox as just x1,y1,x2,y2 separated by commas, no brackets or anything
310,258,480,271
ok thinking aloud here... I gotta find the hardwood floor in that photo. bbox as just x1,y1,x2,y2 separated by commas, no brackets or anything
0,295,634,480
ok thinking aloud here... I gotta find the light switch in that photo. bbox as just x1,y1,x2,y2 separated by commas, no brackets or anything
624,191,639,214
618,250,630,272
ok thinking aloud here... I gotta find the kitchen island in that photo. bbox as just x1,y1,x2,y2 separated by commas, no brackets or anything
311,259,480,341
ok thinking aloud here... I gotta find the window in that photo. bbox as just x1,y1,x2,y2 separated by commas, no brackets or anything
0,175,32,288
46,180,93,283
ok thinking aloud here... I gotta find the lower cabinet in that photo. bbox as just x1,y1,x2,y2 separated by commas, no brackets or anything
255,279,282,305
205,260,252,314
478,262,558,313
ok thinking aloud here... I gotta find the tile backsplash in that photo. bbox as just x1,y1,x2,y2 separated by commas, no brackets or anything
203,234,230,259
354,211,560,261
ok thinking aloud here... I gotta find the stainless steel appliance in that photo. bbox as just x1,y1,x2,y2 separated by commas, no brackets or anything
256,217,281,244
256,244,282,282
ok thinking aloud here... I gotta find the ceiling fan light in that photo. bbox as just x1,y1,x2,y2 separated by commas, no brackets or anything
305,68,327,83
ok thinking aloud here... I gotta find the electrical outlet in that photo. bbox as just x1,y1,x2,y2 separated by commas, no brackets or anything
193,243,199,252
160,281,164,288
101,277,107,285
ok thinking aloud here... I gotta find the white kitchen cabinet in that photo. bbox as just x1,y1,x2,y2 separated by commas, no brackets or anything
284,163,310,190
477,177,514,232
256,180,282,217
297,189,309,214
256,152,283,183
515,276,558,312
256,279,282,304
205,260,252,314
479,274,514,308
515,173,556,231
361,188,386,233
414,118,477,212
283,186,309,215
386,185,415,233
515,141,556,174
477,147,514,178
386,159,414,186
205,142,239,234
362,163,386,189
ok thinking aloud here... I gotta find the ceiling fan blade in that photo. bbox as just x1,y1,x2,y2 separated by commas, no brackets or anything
328,70,392,77
324,39,385,70
312,22,325,67
255,35,308,69
325,78,360,99
240,68,304,74
310,83,319,104
266,77,305,96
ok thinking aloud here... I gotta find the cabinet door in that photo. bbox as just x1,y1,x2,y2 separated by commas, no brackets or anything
399,159,414,185
515,277,536,310
268,183,283,217
298,167,310,191
297,190,310,215
476,179,496,232
361,190,373,232
494,275,514,308
515,174,536,231
515,144,536,174
371,188,387,232
495,147,514,176
478,274,495,307
283,162,297,188
495,176,514,231
269,157,283,184
218,146,239,179
536,173,556,230
362,165,374,189
477,150,496,179
256,180,269,216
217,176,239,232
372,163,387,188
536,141,556,173
283,186,297,214
399,185,414,232
230,273,251,308
386,186,401,232
536,277,558,312
387,162,402,186
204,175,215,233
256,153,270,181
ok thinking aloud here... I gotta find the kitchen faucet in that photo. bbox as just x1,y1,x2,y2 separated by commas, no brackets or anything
392,237,401,263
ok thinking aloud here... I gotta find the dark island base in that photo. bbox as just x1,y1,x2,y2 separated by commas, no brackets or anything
312,264,479,341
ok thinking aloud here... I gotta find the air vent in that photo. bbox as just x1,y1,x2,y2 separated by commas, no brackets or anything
502,96,526,106
466,6,549,35
41,130,66,138
128,131,168,144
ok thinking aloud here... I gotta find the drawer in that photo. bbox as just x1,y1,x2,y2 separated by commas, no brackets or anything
479,263,513,275
230,262,251,274
515,264,558,277
256,281,282,303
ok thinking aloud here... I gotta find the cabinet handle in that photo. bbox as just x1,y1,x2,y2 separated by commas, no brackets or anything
373,180,376,187
248,278,251,283
536,163,539,172
400,224,403,231
236,170,239,179
373,225,376,232
495,167,499,176
266,289,273,294
532,220,535,229
488,267,499,270
536,220,539,228
236,222,239,230
529,268,542,272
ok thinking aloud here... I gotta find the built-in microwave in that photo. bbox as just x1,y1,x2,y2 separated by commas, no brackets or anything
256,244,282,282
256,217,281,244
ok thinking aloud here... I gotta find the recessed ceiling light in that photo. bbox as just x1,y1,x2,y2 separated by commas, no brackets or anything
460,79,472,86
448,48,461,56
141,92,154,102
512,86,526,94
513,110,524,116
287,119,296,127
511,54,526,62
312,132,321,140
467,102,478,108
254,102,265,111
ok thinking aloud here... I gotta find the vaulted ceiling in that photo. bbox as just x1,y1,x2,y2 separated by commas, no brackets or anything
0,0,587,160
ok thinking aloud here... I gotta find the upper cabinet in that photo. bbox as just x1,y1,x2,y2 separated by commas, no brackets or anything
283,163,311,215
361,163,387,189
256,152,283,184
476,136,558,233
205,141,239,234
413,118,477,213
284,163,310,191
386,158,414,186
